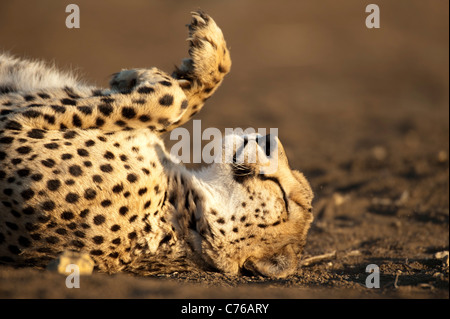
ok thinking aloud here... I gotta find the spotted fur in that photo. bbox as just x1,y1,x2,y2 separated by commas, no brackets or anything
0,11,313,278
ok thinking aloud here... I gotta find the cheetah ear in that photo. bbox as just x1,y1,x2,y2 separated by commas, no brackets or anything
290,170,313,209
243,245,297,278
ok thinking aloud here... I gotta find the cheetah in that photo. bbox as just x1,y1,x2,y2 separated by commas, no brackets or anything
0,11,313,278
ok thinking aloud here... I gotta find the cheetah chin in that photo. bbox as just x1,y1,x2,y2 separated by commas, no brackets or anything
0,11,313,278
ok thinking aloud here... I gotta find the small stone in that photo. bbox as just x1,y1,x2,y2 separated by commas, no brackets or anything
435,251,449,268
395,191,409,206
333,193,347,206
372,146,387,161
437,150,448,163
47,250,94,275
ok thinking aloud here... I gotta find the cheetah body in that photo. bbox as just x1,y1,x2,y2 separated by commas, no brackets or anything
0,12,313,277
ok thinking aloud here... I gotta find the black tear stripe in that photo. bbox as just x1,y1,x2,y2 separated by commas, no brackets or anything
161,191,167,209
184,191,191,212
188,211,196,231
258,175,289,214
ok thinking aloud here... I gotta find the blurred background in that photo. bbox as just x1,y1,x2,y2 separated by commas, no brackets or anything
0,0,448,297
0,1,447,163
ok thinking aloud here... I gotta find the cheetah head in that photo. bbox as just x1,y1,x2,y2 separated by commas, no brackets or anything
192,133,314,278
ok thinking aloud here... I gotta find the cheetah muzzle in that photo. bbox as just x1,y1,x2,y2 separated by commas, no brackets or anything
0,11,313,278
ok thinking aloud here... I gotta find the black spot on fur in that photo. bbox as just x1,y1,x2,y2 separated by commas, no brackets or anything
61,98,77,106
181,99,189,109
92,236,104,245
38,93,51,99
30,173,43,181
71,240,85,248
41,158,56,168
92,175,103,183
44,143,59,150
80,209,90,218
46,236,59,244
127,173,138,183
138,115,151,122
138,188,148,196
27,129,45,139
72,114,83,127
47,179,61,191
112,184,123,193
119,206,128,216
77,149,89,157
56,228,67,235
61,153,73,160
63,130,77,139
102,151,114,160
98,104,113,116
95,117,105,127
17,169,30,177
61,211,74,220
65,193,79,204
159,94,174,107
90,250,103,256
18,236,31,247
100,164,113,173
129,215,138,223
69,165,83,176
22,110,42,118
41,200,56,211
51,105,66,113
85,140,95,147
101,200,112,207
44,114,55,124
121,107,136,119
0,136,14,144
16,146,32,154
5,222,19,231
137,86,154,94
77,106,92,115
11,158,22,165
20,189,35,200
93,215,106,225
83,188,97,200
8,245,21,254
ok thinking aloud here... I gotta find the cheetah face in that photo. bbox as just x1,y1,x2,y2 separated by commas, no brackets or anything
197,133,314,278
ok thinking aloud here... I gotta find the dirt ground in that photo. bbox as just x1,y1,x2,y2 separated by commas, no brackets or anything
0,0,448,299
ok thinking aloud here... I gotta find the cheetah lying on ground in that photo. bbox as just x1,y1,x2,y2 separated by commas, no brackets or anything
0,11,313,278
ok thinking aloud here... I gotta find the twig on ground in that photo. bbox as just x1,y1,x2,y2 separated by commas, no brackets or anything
300,251,337,267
